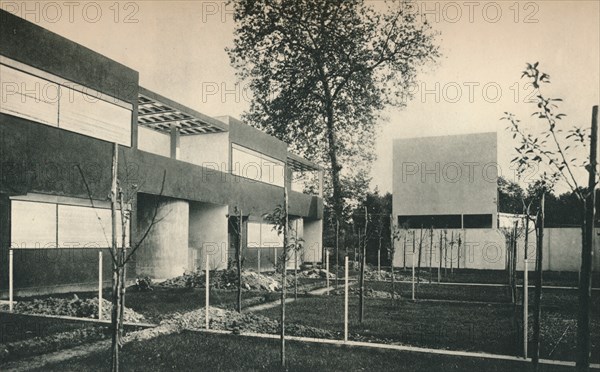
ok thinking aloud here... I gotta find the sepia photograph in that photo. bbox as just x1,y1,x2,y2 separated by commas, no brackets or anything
0,0,598,371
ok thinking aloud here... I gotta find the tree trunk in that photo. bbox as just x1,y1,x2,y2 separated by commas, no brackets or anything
577,105,597,372
389,214,395,303
532,193,545,371
324,104,343,231
118,191,128,342
109,143,120,372
111,265,122,372
118,250,126,341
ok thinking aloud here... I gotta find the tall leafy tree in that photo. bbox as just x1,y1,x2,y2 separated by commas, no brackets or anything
228,0,439,224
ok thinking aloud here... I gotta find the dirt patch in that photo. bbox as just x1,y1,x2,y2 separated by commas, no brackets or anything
298,268,336,279
331,287,401,299
156,269,283,292
0,295,146,323
363,267,414,281
126,307,337,343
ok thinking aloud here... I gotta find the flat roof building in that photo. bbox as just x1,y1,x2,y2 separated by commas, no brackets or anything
0,10,323,296
393,132,498,229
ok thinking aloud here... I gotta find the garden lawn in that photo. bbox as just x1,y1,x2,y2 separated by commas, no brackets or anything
255,289,599,363
368,268,600,287
31,331,576,372
0,312,106,344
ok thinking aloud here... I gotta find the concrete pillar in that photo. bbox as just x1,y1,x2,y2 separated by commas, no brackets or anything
136,195,189,279
170,124,180,159
189,202,228,270
303,218,322,263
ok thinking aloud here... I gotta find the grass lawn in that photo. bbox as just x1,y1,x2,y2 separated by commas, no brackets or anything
361,268,600,287
32,331,575,372
257,295,518,353
255,289,599,363
7,286,289,325
124,287,277,322
368,280,512,302
0,312,106,344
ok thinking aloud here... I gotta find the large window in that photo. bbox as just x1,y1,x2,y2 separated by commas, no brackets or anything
0,64,59,127
59,86,132,146
0,59,132,146
463,214,493,228
10,199,127,249
397,213,493,229
10,200,57,248
231,144,285,187
398,214,462,229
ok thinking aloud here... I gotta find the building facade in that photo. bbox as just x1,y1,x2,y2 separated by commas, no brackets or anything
392,132,600,272
0,11,323,296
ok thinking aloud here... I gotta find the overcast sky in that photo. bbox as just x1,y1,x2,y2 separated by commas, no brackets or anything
8,0,599,194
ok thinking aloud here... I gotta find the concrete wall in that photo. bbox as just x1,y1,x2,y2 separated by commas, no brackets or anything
180,132,229,169
135,195,189,279
189,201,228,270
303,218,323,263
393,133,498,227
0,10,139,105
138,126,170,158
392,227,600,272
216,116,288,164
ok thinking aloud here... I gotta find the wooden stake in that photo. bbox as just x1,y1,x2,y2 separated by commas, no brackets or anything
429,227,433,283
335,219,339,288
205,256,209,329
237,209,243,313
9,249,13,312
438,231,442,284
412,238,415,301
524,214,529,359
99,251,103,320
344,256,349,342
326,250,330,295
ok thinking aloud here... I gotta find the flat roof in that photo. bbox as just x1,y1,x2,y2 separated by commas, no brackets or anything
393,132,497,143
287,152,321,172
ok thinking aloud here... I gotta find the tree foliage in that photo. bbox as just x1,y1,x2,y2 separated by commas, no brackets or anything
228,0,439,223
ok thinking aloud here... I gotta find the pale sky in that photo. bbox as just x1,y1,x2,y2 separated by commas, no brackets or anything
7,0,599,194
